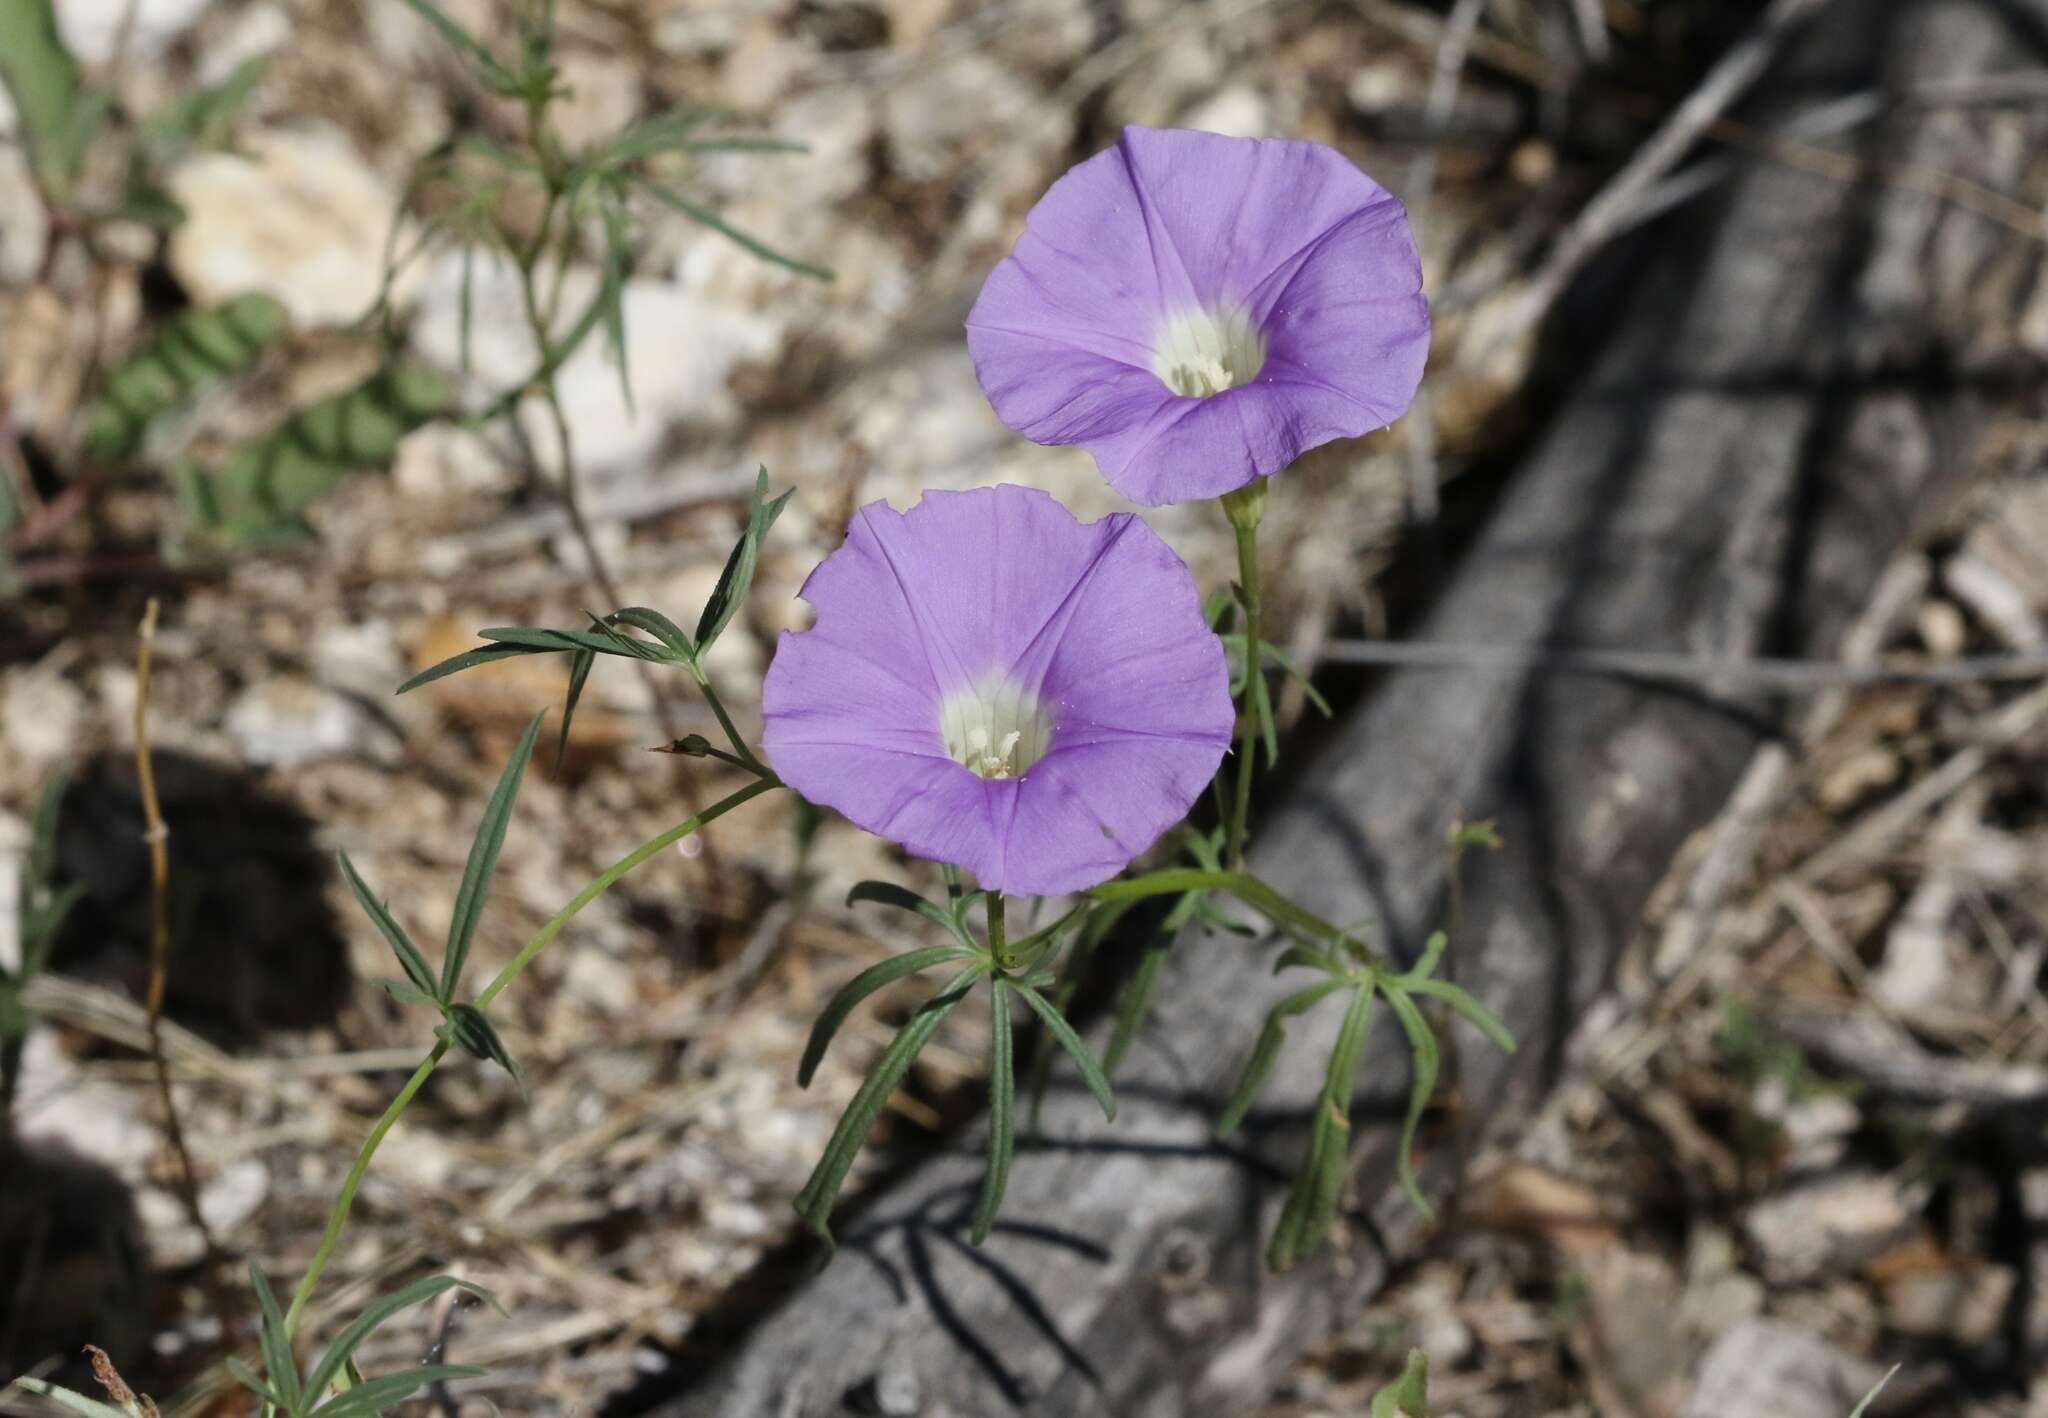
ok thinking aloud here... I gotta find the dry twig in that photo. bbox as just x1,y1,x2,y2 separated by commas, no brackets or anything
133,596,214,1261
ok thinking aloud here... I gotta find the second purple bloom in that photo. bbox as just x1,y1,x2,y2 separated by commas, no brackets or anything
967,125,1431,506
761,484,1233,897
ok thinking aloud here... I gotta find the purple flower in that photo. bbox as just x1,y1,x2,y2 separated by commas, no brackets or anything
966,126,1430,506
761,484,1233,896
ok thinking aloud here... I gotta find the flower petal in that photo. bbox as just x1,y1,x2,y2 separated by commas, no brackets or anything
762,485,1231,895
966,125,1429,505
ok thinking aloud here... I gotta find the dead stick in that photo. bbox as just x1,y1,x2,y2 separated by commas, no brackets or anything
134,596,215,1259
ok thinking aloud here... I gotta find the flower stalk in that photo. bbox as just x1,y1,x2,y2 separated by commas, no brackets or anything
1221,477,1268,871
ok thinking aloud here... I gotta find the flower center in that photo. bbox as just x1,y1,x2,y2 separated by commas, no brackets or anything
1152,304,1267,398
939,674,1053,780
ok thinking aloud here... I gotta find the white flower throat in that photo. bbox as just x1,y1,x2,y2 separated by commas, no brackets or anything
1153,304,1267,398
940,674,1053,780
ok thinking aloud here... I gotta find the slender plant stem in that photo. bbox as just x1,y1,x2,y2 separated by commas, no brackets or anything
281,775,781,1341
133,597,213,1260
477,775,779,1007
987,891,1009,970
692,668,767,775
1224,498,1264,871
281,1041,446,1340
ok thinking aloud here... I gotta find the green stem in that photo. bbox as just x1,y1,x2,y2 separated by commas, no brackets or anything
478,776,779,1007
282,1042,446,1340
987,890,1010,970
1223,489,1265,871
282,776,780,1341
691,665,768,775
1090,868,1371,963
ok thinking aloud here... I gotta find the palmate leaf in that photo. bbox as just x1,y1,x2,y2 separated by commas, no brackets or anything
441,711,544,1000
797,944,972,1088
972,980,1016,1244
304,1276,500,1400
794,968,982,1243
1215,979,1350,1139
1267,980,1375,1272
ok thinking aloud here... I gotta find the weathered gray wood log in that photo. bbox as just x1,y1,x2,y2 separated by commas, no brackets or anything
663,3,2048,1412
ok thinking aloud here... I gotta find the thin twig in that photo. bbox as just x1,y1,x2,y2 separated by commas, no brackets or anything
1317,637,2048,690
1473,0,1834,354
1397,0,1487,524
134,597,215,1260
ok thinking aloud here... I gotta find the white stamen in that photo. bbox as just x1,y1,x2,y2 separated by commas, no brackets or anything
939,674,1053,780
1153,304,1266,398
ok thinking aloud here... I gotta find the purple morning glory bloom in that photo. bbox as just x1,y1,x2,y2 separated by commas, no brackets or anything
761,484,1233,897
966,125,1430,506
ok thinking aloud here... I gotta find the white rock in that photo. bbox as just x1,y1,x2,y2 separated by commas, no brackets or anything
1182,85,1271,138
167,126,404,327
140,1158,270,1266
14,1031,160,1174
1681,1320,1885,1418
2,669,90,765
197,1,291,84
0,808,26,974
56,0,211,64
551,51,646,154
391,422,519,500
1743,1173,1916,1284
225,677,398,767
883,53,1038,181
0,144,44,283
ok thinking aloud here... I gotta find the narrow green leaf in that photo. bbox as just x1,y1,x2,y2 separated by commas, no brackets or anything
444,1003,527,1097
1012,984,1115,1122
249,1262,303,1411
1848,1365,1901,1418
1402,931,1449,984
1399,979,1516,1054
609,606,695,661
370,979,440,1007
1102,891,1203,1074
1370,1349,1430,1418
458,242,475,377
395,643,540,694
1381,985,1441,1220
1215,979,1349,1138
304,1276,500,1400
2,1377,136,1418
797,945,969,1088
695,469,793,654
557,648,595,763
598,196,634,414
337,852,439,999
399,0,519,92
476,625,670,661
441,711,544,999
596,108,726,166
142,53,270,155
794,969,981,1242
683,136,808,154
311,1366,484,1418
844,880,972,945
1268,981,1374,1272
971,981,1015,1244
638,182,833,280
